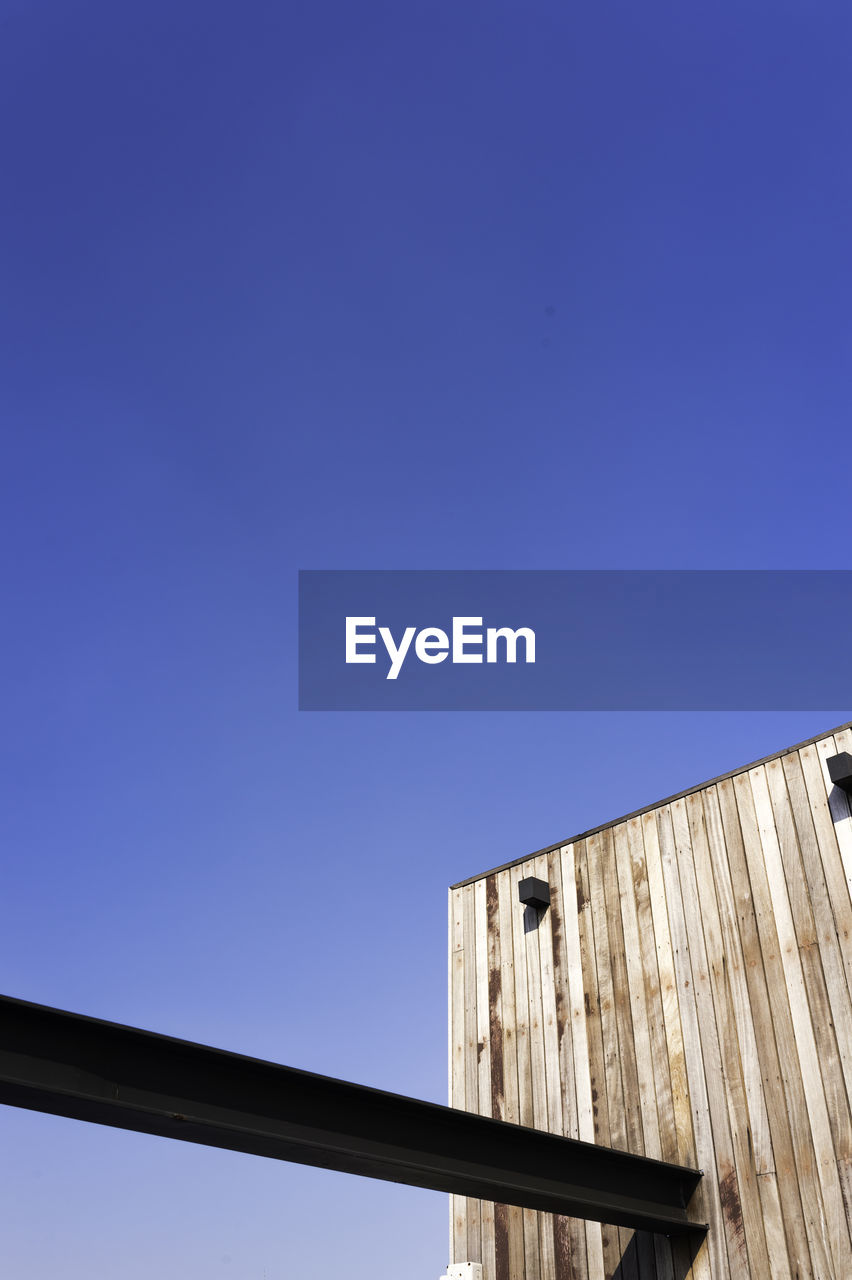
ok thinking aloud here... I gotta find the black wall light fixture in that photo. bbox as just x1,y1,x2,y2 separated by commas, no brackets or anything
518,877,550,910
827,752,852,795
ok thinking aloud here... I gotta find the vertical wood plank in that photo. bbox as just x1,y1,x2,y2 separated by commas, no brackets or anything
602,823,652,1276
535,851,568,1280
597,826,645,1154
671,796,741,1279
632,815,679,1280
614,821,662,1161
655,805,715,1280
450,887,467,1263
526,857,557,1280
475,876,496,1279
572,840,610,1278
628,816,677,1176
497,870,526,1279
511,862,541,1280
546,848,579,1142
641,810,693,1167
486,874,510,1280
463,882,482,1264
547,845,589,1280
557,846,593,1147
535,852,565,1142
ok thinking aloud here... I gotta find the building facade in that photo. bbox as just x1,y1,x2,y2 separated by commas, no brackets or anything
449,724,852,1279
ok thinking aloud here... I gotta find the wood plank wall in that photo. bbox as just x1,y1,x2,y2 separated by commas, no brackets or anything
448,725,852,1279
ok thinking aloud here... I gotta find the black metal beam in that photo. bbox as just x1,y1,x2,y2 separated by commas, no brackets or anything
0,994,705,1235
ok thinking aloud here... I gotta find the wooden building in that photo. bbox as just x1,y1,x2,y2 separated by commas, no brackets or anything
448,723,852,1279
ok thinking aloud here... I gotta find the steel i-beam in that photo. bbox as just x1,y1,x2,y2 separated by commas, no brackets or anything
0,994,705,1235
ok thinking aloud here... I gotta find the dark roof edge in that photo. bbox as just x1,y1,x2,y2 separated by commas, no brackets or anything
450,718,852,890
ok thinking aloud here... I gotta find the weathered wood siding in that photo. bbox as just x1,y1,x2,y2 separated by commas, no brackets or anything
449,724,852,1279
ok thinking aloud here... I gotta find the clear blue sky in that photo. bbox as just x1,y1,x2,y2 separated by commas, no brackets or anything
2,3,850,1276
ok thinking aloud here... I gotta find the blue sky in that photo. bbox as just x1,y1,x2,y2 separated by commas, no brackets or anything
2,2,851,1276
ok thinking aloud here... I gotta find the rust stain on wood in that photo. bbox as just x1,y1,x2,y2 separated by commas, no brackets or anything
486,876,505,1117
493,1201,509,1280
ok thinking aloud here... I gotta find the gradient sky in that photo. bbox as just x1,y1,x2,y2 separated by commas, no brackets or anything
2,3,851,1277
